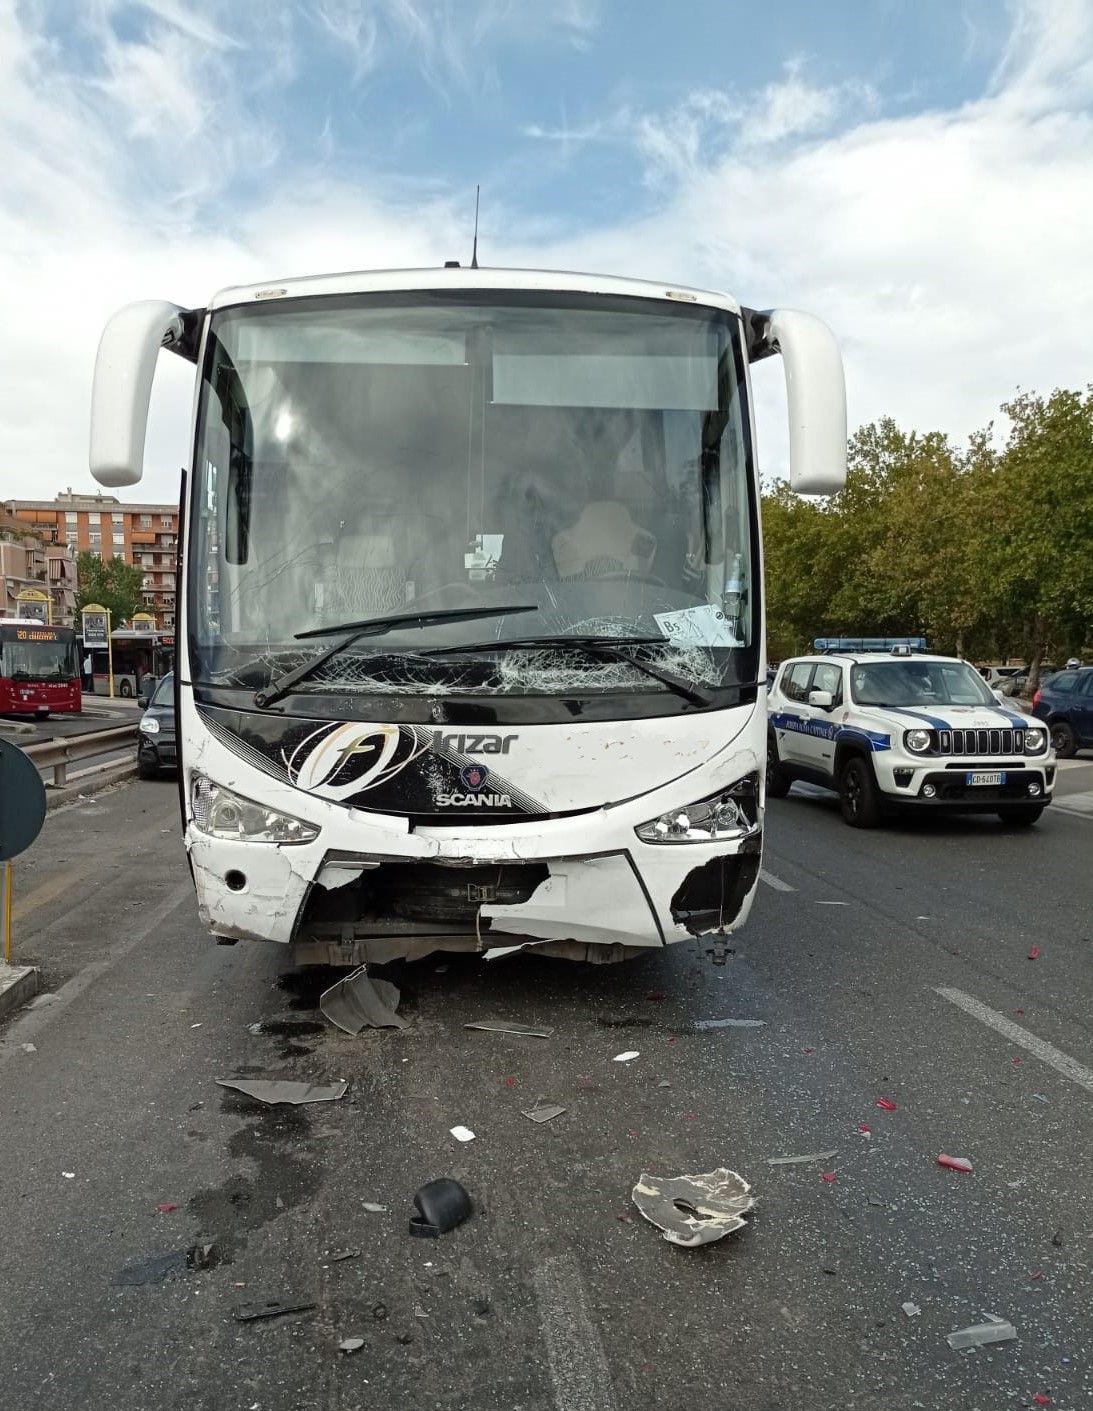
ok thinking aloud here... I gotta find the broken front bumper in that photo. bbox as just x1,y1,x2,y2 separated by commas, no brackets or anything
185,744,764,961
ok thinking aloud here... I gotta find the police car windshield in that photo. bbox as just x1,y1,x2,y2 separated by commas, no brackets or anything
850,660,997,708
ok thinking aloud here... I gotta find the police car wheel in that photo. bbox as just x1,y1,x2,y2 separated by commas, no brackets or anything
997,806,1044,827
839,756,881,828
766,733,791,799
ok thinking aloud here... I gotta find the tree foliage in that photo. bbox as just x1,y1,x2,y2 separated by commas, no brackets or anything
763,388,1093,686
75,552,144,628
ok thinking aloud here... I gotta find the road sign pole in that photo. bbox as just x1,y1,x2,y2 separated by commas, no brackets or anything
2,863,11,965
107,607,114,699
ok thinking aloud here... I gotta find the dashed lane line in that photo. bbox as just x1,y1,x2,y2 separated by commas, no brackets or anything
533,1255,620,1411
760,869,796,892
935,986,1093,1096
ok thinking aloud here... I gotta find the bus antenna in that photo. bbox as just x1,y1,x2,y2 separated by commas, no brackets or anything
471,185,480,269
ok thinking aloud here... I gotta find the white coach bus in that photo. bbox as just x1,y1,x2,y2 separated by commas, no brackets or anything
89,266,845,965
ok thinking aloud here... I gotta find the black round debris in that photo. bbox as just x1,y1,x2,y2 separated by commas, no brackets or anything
409,1178,473,1237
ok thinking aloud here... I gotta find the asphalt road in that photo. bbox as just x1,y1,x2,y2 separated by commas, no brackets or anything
1,765,1091,1411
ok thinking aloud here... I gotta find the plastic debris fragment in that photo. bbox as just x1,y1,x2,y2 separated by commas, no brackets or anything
339,1337,365,1354
522,1102,566,1124
20,1043,36,1053
464,1020,554,1037
766,1150,837,1166
937,1153,974,1173
361,1202,386,1214
857,1124,872,1135
323,1249,361,1264
156,1203,178,1214
693,1018,766,1030
234,1298,317,1322
946,1318,1017,1350
613,1051,640,1063
820,1172,837,1183
1030,1271,1043,1281
1028,946,1040,960
449,1125,475,1143
902,1301,921,1317
320,965,407,1033
1032,1394,1052,1405
875,1098,898,1111
632,1167,754,1248
216,1078,348,1106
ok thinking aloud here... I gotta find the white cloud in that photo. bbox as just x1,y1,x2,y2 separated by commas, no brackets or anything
0,0,1091,508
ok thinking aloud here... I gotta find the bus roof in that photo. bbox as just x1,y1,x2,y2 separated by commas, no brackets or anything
209,265,743,317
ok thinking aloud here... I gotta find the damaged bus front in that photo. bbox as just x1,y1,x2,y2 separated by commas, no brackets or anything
89,268,845,965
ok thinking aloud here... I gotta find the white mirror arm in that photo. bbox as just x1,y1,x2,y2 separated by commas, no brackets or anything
90,300,187,488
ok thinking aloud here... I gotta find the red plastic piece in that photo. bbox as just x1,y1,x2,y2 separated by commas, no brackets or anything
820,1172,837,1183
1030,1270,1043,1281
156,1203,178,1213
1013,1056,1023,1064
1032,1396,1051,1406
936,1153,974,1172
857,1123,872,1134
875,1098,898,1111
1028,946,1041,960
503,1076,516,1087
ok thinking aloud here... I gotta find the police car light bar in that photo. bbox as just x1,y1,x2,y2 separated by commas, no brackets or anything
812,636,928,654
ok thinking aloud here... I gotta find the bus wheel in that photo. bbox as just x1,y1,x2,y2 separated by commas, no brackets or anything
119,679,132,698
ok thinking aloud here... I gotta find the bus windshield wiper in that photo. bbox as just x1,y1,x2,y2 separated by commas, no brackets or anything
424,634,713,708
253,604,538,709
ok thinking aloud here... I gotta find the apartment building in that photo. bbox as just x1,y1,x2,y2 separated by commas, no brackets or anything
0,505,78,625
4,489,178,629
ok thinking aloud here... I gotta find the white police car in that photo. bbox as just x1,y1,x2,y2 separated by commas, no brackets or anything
767,640,1054,827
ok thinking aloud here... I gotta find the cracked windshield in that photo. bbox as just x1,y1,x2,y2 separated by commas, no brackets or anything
190,295,754,699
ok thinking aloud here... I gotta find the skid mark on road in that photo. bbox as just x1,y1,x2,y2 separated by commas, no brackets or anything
936,986,1093,1095
760,869,795,892
533,1255,620,1411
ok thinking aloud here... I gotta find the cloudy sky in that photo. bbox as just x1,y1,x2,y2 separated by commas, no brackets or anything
2,0,1091,502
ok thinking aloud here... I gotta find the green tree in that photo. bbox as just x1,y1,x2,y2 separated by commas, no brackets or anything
986,388,1093,690
75,552,144,628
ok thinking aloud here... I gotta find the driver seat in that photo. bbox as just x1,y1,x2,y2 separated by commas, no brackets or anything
551,501,657,580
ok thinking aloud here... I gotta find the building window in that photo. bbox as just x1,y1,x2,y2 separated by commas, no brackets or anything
160,514,174,528
140,514,152,528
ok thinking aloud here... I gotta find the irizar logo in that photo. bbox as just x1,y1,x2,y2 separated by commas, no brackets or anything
432,730,516,755
285,722,428,801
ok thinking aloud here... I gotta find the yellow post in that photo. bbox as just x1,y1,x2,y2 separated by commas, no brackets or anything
3,862,11,966
106,607,114,699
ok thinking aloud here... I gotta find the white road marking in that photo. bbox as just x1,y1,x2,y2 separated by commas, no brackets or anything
533,1256,620,1411
935,987,1093,1096
760,869,795,892
1051,790,1093,818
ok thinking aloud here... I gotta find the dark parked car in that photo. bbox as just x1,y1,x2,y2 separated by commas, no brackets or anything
137,672,177,778
1031,667,1093,757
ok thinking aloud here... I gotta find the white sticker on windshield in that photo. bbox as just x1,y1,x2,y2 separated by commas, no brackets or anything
654,605,739,648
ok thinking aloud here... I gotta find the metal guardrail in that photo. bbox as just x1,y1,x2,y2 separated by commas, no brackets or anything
22,724,138,788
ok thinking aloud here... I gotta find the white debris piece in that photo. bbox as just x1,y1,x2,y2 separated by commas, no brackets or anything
449,1125,476,1143
632,1167,754,1248
613,1051,640,1063
946,1319,1017,1350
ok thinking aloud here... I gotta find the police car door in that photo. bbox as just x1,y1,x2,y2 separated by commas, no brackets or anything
776,661,818,766
795,660,843,774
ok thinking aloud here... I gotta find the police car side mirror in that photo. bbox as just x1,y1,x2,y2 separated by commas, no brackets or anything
992,688,1005,704
809,688,834,710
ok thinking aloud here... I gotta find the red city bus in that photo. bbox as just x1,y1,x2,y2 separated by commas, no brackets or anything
0,619,81,717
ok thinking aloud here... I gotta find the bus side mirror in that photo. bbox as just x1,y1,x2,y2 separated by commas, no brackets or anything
90,300,187,488
766,309,847,496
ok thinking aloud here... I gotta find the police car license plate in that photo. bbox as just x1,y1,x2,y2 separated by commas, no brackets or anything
966,771,1005,786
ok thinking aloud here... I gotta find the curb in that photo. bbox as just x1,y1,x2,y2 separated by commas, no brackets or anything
0,964,39,1022
45,760,140,811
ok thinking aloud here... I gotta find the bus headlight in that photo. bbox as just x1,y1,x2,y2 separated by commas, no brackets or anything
190,774,320,845
139,716,160,735
636,774,760,844
1023,727,1047,754
904,728,932,753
